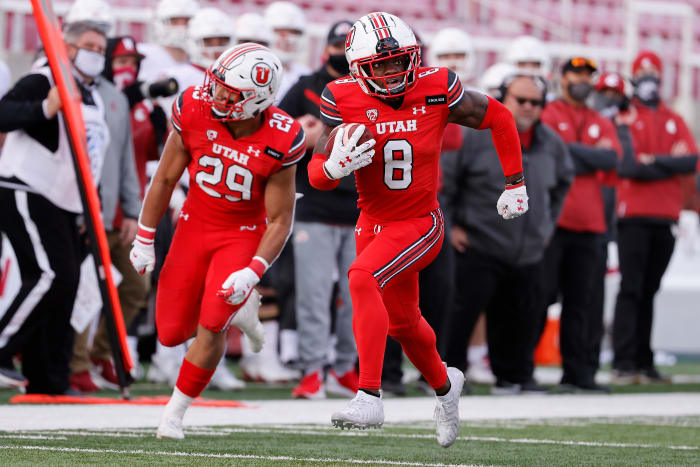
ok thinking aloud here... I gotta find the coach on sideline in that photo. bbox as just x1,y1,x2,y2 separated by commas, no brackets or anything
441,72,574,394
0,21,110,394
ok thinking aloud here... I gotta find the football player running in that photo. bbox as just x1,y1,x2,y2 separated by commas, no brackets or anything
130,43,305,439
309,13,527,448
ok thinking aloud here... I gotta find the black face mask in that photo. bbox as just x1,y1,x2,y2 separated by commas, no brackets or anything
567,82,593,102
328,54,350,76
592,93,629,119
634,75,660,107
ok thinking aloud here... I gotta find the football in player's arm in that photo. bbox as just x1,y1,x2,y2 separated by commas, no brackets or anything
310,73,528,220
305,12,527,448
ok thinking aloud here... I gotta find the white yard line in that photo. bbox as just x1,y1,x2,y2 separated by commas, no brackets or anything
0,445,477,466
2,392,700,431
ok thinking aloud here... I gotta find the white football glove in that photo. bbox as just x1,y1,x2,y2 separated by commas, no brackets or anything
217,267,261,306
323,124,376,180
229,289,265,353
130,223,156,274
129,238,155,274
497,185,529,220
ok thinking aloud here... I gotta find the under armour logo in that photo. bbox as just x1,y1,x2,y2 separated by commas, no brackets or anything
412,106,426,115
179,211,189,221
355,227,362,235
247,146,260,157
240,225,257,231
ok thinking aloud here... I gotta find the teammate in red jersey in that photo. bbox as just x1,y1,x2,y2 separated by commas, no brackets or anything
130,43,305,439
308,13,527,447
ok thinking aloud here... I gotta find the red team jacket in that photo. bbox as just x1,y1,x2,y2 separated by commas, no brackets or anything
318,67,464,222
541,99,621,233
618,100,699,220
172,86,305,225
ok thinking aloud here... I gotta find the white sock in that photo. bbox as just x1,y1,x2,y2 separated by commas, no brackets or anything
162,387,194,423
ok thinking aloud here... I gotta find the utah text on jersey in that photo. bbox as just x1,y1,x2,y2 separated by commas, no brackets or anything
171,85,305,225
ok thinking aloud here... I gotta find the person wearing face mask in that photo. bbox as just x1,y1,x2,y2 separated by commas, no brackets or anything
586,71,629,383
276,20,361,399
0,21,111,394
539,57,621,393
441,73,574,395
611,51,700,384
66,27,146,393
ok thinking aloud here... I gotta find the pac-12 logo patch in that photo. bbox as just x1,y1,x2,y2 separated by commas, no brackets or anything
366,108,378,122
251,63,273,86
207,129,218,141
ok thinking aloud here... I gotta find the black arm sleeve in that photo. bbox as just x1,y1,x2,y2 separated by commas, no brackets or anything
653,155,699,175
0,73,58,152
617,125,673,180
278,79,306,118
567,143,618,174
122,81,146,110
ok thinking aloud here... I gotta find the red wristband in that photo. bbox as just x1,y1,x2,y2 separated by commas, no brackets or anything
248,256,269,279
135,222,156,245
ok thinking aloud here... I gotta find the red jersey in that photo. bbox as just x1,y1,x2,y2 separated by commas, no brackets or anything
618,100,699,220
541,99,621,233
172,86,305,225
320,67,464,222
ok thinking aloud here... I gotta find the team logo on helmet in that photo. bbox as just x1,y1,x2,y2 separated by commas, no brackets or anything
345,27,355,51
366,108,378,122
251,63,273,87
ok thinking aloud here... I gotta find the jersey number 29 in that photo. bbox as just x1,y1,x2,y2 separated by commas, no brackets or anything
383,139,413,190
195,155,253,202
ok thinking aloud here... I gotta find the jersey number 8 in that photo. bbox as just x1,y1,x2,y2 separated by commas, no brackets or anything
195,155,253,202
383,139,413,190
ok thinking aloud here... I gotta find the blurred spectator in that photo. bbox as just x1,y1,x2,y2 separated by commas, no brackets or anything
279,20,359,399
264,1,311,102
235,13,274,47
0,21,110,394
503,36,552,78
442,73,573,395
612,51,700,384
138,0,198,83
428,28,475,85
479,62,517,96
262,0,310,374
589,72,628,379
540,57,620,393
68,34,144,393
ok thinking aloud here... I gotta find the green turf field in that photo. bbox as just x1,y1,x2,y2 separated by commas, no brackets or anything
1,417,699,465
2,358,699,465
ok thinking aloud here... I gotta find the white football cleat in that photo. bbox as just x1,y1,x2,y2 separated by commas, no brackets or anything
229,289,265,353
331,390,384,430
434,366,465,448
156,416,184,440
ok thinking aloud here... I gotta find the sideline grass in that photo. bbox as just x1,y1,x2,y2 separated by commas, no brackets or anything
1,418,699,466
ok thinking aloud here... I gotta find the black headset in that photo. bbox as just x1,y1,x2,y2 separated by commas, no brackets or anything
495,72,548,108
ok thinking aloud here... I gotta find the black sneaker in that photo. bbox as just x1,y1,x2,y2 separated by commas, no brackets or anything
0,366,28,388
491,380,521,395
639,367,671,384
381,380,407,397
579,382,612,393
520,379,548,394
611,369,638,385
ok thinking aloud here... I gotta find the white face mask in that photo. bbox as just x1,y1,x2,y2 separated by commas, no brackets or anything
73,48,106,78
